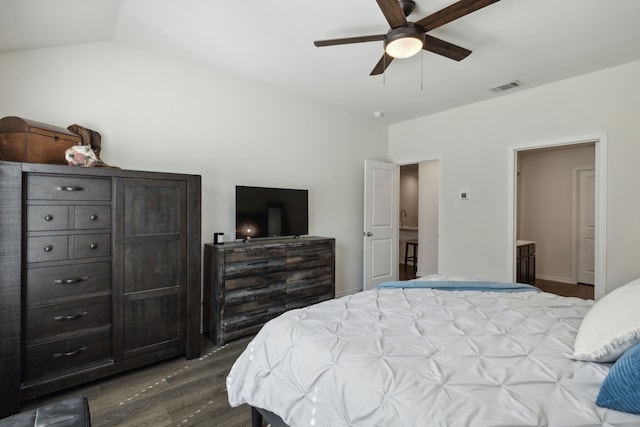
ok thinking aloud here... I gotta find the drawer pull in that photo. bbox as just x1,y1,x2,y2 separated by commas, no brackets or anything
44,214,54,222
247,260,269,266
90,243,98,249
247,309,268,318
90,214,98,220
53,311,88,321
54,276,89,284
53,347,88,359
55,186,85,192
44,245,53,252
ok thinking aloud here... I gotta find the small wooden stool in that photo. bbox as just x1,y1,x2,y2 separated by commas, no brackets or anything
405,239,418,267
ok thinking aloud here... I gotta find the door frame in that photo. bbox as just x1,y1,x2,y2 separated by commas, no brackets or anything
508,133,607,299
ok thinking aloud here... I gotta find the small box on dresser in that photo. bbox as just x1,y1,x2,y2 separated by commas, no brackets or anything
203,237,335,347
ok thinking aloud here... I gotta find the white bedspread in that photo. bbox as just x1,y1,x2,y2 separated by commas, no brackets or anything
227,289,640,426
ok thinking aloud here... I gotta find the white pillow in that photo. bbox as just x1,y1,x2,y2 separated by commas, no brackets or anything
568,278,640,362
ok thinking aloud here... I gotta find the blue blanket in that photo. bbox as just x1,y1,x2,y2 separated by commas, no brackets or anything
375,280,540,293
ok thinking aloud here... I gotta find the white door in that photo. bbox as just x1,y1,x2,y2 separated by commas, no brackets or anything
363,160,398,290
577,168,595,285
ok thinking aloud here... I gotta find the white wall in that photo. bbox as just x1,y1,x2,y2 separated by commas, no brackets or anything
399,172,419,227
517,144,595,283
389,60,640,295
0,42,388,296
418,160,439,276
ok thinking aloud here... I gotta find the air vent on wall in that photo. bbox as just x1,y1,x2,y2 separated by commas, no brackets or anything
489,80,523,93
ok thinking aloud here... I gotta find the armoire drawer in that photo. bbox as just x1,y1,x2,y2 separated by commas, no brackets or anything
73,233,111,259
27,235,68,263
26,262,111,305
26,295,111,341
27,233,111,263
26,175,111,201
26,205,111,231
26,205,69,231
74,205,111,229
24,327,111,381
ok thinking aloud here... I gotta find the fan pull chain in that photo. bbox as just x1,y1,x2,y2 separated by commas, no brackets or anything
420,50,424,91
383,53,386,85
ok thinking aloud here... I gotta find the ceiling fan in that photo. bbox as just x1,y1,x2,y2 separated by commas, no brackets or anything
314,0,501,76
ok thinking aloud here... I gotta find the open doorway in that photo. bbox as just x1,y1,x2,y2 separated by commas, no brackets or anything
512,135,605,299
399,164,419,280
399,160,440,280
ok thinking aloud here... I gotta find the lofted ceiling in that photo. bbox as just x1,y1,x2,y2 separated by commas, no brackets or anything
2,0,640,122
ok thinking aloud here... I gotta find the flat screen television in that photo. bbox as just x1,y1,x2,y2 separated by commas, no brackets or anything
235,185,309,239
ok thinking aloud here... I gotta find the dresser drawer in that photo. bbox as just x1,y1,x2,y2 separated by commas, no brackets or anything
75,205,111,229
27,205,69,231
26,262,111,305
224,248,286,277
24,328,111,381
26,175,111,201
287,265,333,291
226,271,286,291
287,243,333,269
27,235,68,263
225,282,286,316
26,296,111,341
73,233,111,259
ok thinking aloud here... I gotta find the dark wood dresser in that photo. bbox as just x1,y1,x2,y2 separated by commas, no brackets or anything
203,237,335,347
516,240,536,285
0,161,201,418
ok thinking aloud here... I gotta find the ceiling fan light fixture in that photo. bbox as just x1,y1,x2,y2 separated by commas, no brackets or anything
384,25,425,59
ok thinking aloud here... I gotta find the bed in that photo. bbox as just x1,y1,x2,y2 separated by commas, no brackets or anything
226,277,640,426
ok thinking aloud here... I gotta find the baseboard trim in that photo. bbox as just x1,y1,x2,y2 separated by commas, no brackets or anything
336,288,360,298
536,274,576,284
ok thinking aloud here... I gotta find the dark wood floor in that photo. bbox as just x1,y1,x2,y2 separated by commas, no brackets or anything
534,278,594,299
21,336,257,427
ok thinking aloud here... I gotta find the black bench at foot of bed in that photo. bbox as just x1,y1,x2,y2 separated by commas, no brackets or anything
0,396,91,427
252,406,289,427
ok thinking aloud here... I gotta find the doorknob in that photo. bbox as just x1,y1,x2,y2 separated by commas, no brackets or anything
364,232,373,237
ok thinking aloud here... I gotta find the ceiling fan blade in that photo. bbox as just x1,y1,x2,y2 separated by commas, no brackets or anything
314,34,386,47
376,0,407,28
370,53,395,76
415,0,501,32
423,34,471,61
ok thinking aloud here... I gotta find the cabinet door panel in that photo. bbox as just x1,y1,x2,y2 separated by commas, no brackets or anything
123,182,183,235
115,177,187,360
122,289,180,352
123,240,181,292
